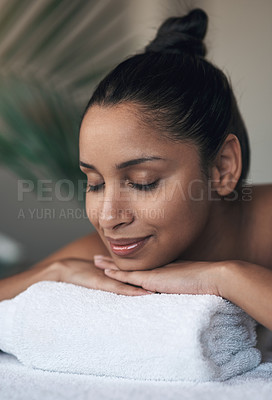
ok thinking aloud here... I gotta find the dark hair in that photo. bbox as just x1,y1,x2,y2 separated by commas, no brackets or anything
81,8,250,191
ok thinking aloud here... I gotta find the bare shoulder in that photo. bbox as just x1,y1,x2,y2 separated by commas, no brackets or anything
242,183,272,268
251,183,272,206
62,231,111,259
250,184,272,222
29,231,111,270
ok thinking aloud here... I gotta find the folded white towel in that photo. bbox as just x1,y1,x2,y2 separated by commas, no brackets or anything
0,281,261,382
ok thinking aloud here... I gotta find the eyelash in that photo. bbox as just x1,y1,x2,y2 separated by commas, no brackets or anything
86,180,159,193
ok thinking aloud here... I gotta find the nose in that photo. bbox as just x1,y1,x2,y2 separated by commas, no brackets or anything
98,185,134,230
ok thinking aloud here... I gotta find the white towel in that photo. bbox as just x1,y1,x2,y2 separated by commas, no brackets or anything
0,281,261,382
1,352,272,400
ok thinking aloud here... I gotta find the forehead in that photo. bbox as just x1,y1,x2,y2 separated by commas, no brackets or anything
79,103,199,168
80,103,166,147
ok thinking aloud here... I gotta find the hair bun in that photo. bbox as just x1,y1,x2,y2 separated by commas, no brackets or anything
145,8,208,57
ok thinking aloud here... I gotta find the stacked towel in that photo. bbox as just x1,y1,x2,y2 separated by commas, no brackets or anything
0,281,261,382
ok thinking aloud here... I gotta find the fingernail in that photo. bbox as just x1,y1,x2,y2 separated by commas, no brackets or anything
146,291,153,294
94,255,103,259
94,259,104,265
105,269,113,273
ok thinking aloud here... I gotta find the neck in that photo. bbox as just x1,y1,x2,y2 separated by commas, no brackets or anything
181,193,245,262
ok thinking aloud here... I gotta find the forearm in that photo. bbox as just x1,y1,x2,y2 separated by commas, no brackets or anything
0,231,105,302
219,261,272,330
0,262,60,301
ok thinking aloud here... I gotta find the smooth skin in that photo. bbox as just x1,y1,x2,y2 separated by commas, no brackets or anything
1,102,271,332
79,103,272,330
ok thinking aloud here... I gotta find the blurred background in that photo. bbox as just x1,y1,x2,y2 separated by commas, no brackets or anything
0,0,271,278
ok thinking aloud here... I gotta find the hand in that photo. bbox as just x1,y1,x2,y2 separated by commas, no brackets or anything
50,257,152,296
94,255,224,296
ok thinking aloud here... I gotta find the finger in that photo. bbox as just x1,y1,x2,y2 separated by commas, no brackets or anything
100,256,115,261
94,255,114,262
93,255,116,265
94,258,120,270
104,269,146,288
102,276,153,296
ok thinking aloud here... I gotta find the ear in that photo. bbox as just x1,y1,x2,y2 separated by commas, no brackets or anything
210,134,242,197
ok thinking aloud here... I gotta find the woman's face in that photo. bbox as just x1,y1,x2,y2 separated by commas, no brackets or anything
79,103,212,270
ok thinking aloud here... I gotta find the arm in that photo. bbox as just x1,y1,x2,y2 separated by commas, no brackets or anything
0,231,111,301
219,261,272,331
93,256,272,331
0,262,59,301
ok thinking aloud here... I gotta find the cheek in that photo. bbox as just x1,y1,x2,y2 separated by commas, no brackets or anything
151,177,210,253
85,195,100,228
132,176,209,229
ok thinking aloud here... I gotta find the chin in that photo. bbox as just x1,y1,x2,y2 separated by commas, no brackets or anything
113,256,163,271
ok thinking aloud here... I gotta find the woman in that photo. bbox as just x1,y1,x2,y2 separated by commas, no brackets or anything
0,9,271,332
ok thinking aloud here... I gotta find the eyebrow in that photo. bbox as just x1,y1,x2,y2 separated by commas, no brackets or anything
79,156,165,171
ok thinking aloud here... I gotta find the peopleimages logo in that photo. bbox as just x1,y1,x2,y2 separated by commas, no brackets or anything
17,178,253,203
17,179,88,202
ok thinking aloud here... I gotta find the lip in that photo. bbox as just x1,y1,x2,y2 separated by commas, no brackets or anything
105,236,151,245
106,235,152,256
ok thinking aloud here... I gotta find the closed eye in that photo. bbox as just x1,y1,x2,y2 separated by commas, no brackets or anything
86,180,160,193
127,180,159,191
86,183,104,192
